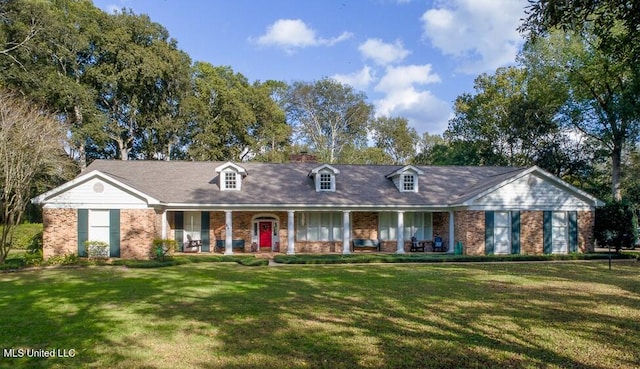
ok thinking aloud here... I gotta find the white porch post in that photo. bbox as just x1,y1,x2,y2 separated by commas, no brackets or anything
448,210,455,254
224,210,233,255
287,210,295,255
161,210,167,239
396,210,405,254
342,210,351,254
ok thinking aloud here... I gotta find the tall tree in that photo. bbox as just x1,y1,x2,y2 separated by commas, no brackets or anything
522,29,639,200
0,90,71,264
186,63,286,161
0,0,108,169
88,9,191,160
286,78,373,163
446,66,569,170
371,116,419,165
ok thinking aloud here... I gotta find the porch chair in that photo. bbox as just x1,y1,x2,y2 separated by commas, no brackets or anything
410,236,425,252
433,235,445,252
183,234,201,253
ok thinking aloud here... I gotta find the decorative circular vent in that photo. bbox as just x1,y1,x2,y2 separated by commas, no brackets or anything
93,182,104,193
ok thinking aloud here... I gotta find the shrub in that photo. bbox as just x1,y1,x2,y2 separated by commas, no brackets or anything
44,253,78,266
84,241,110,259
594,201,638,251
151,239,177,261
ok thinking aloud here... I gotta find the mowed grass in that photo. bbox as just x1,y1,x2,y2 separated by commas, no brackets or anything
0,262,639,369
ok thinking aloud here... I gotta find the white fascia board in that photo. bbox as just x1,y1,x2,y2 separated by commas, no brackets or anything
31,170,162,206
163,202,454,212
385,165,424,178
308,164,340,176
214,161,247,176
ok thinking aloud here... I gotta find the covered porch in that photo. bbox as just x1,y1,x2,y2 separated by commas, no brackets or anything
160,209,457,255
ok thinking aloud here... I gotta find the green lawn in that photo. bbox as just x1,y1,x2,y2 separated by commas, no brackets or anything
1,261,639,368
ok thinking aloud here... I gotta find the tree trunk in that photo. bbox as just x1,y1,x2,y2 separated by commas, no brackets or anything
612,142,622,201
73,105,87,170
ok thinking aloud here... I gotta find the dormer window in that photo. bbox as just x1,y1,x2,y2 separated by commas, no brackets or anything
309,164,340,192
403,174,415,191
319,173,332,190
215,162,247,191
386,165,424,193
224,172,238,190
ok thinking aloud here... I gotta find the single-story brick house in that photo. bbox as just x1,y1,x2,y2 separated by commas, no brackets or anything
32,159,604,259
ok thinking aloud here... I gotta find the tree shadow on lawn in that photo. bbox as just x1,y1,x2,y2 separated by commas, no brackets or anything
1,262,639,368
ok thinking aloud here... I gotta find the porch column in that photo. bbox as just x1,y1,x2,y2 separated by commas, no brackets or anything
396,210,405,254
287,210,295,255
161,210,168,239
342,210,351,254
224,210,233,255
448,210,455,254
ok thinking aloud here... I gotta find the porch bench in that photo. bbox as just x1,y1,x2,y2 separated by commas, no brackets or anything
351,238,381,252
214,239,246,253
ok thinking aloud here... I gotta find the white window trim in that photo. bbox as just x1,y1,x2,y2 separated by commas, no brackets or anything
220,171,241,191
401,173,417,192
316,171,336,192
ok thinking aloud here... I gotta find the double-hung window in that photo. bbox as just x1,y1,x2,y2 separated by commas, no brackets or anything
379,212,433,240
296,212,343,241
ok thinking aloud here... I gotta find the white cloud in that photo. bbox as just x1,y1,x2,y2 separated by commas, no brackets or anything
373,64,450,134
332,66,376,90
255,19,353,52
421,0,527,73
358,39,410,66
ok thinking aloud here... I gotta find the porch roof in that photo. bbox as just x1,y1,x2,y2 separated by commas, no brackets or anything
80,160,528,208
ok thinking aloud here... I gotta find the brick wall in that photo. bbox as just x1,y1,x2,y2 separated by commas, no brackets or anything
120,209,160,259
352,212,377,239
521,211,543,254
454,211,485,255
578,211,595,252
42,208,77,258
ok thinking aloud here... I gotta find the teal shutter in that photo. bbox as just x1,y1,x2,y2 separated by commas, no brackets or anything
543,211,553,254
511,211,521,254
568,211,578,253
109,209,120,257
485,211,495,255
201,212,210,252
77,209,88,257
175,211,184,251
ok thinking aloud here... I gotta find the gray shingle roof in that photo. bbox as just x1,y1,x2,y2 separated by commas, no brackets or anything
82,160,528,208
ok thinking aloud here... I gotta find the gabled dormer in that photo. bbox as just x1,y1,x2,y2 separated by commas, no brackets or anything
386,165,424,193
215,162,247,191
308,164,340,192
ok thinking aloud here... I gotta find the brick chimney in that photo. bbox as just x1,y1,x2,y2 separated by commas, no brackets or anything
289,151,317,163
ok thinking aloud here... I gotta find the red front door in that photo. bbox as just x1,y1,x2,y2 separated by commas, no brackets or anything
259,222,272,248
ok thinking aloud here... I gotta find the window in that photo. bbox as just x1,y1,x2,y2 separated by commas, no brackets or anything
379,212,397,240
184,211,201,242
379,212,433,240
493,211,511,254
403,212,433,240
296,212,343,241
552,211,568,253
224,172,237,190
89,209,110,244
215,162,247,191
319,173,332,191
403,174,415,191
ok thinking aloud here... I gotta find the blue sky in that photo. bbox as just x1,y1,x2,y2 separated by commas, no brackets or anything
92,0,528,135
